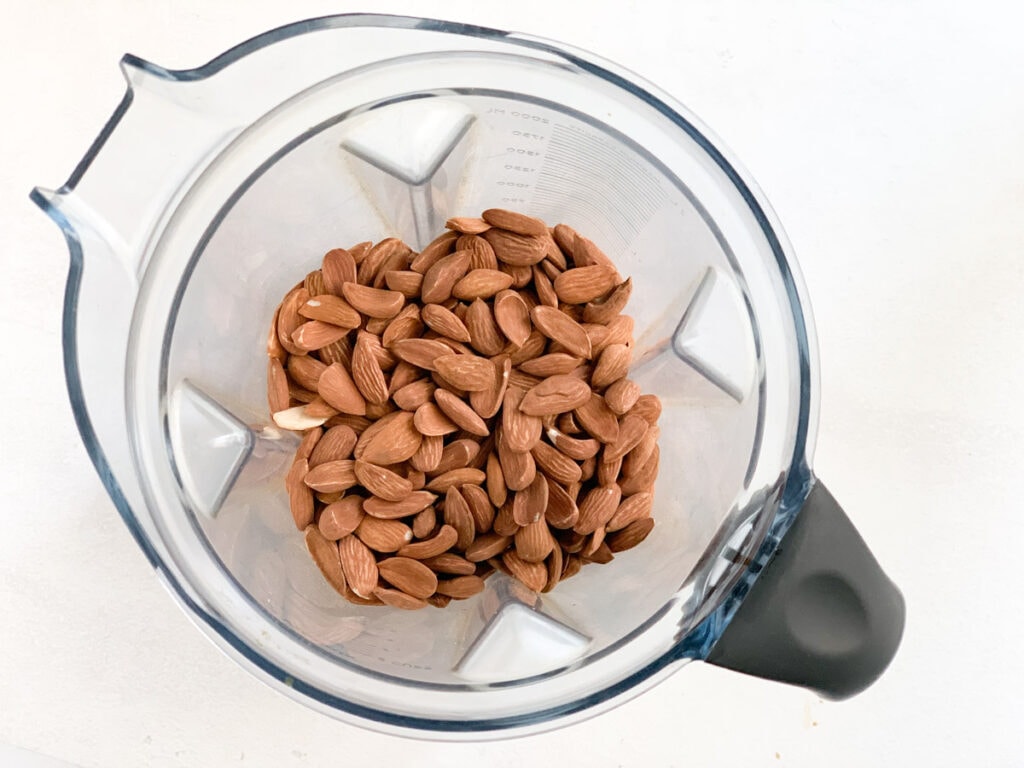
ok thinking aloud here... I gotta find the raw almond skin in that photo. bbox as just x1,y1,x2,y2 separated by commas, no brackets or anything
591,343,632,389
458,234,499,271
412,506,437,539
619,445,660,496
515,518,555,563
267,358,289,414
357,238,404,285
597,453,623,486
574,484,623,535
384,270,425,298
382,304,424,347
390,338,452,370
410,230,458,273
421,303,472,343
502,550,548,592
492,500,520,537
544,477,580,529
574,393,621,444
295,427,323,461
427,594,453,608
461,483,495,533
486,451,508,508
304,526,348,596
351,332,389,405
373,247,413,290
340,282,405,319
497,433,536,492
299,294,362,328
571,233,618,274
606,491,654,532
482,208,548,236
442,487,476,550
287,459,315,529
607,518,655,553
318,496,365,539
303,459,358,493
452,269,515,300
469,354,511,420
362,490,438,519
518,353,583,377
545,427,601,460
357,411,422,465
508,368,543,392
267,305,287,360
579,455,597,482
465,533,512,562
421,250,472,304
322,248,358,294
276,286,311,355
604,413,650,462
512,472,549,526
432,439,481,475
540,258,562,281
317,362,368,416
397,524,458,559
373,587,428,610
433,354,496,392
583,277,632,324
520,375,593,416
435,575,486,598
630,393,663,425
287,354,327,392
531,440,583,485
433,389,489,436
338,535,379,598
583,526,607,557
293,319,349,352
509,330,548,365
353,460,414,502
464,298,507,356
445,216,491,234
356,516,413,553
422,552,477,575
623,425,660,477
603,314,635,351
553,265,619,304
377,557,438,599
502,387,543,452
393,379,436,411
543,544,564,593
424,468,487,493
482,228,548,267
531,305,592,358
413,402,459,436
319,337,353,368
604,378,641,415
532,266,560,307
409,433,444,472
492,289,532,347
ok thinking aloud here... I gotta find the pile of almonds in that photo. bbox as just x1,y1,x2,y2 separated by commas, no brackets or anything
267,209,661,610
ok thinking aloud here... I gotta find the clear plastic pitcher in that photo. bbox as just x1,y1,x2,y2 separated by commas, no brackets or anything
32,14,904,738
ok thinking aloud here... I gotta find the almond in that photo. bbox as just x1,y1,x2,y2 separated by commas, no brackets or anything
351,331,389,405
267,358,289,414
390,338,451,370
504,263,535,288
421,304,472,342
322,248,358,294
423,557,478,583
309,425,358,467
492,289,532,347
325,413,371,434
287,354,327,391
413,402,459,436
319,337,353,368
338,535,379,598
409,231,458,274
456,234,498,271
497,434,536,491
286,458,314,529
607,518,655,552
543,544,564,593
606,491,654,532
357,411,422,464
464,533,511,562
544,477,580,529
409,433,444,472
317,362,368,416
452,269,515,300
531,441,582,485
579,456,597,482
464,298,506,356
374,246,413,290
304,525,347,595
362,490,437,519
603,314,635,350
509,330,547,364
482,228,547,266
591,343,632,389
431,439,481,475
353,460,413,502
540,258,562,281
605,414,650,462
424,468,487,493
338,282,403,319
520,375,592,416
512,472,549,526
421,250,472,304
574,393,620,444
433,354,496,392
435,575,486,599
604,378,641,415
502,550,547,592
427,594,453,608
295,427,323,461
485,451,508,508
384,270,424,298
482,208,548,236
299,294,362,328
574,484,622,534
372,587,428,610
532,265,560,307
446,216,491,234
515,518,555,563
412,506,437,539
276,286,310,355
382,304,424,347
267,305,286,360
518,353,583,377
544,427,600,460
554,265,619,304
433,389,489,436
501,387,542,451
442,486,476,550
597,452,623,486
530,305,591,358
397,524,458,559
459,483,494,533
571,233,618,273
619,445,660,496
623,425,659,477
377,557,438,599
303,459,358,493
358,238,406,286
583,277,632,324
318,496,365,539
393,378,436,411
356,516,413,552
492,500,520,537
469,354,511,419
630,393,663,425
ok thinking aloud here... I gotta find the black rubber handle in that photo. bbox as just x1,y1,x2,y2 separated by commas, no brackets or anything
706,481,905,699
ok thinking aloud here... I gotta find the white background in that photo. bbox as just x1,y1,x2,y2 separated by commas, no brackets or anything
3,1,1023,766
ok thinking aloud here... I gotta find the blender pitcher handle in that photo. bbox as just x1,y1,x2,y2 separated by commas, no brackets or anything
705,481,905,699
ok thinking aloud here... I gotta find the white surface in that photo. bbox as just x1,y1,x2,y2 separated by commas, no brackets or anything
3,1,1023,765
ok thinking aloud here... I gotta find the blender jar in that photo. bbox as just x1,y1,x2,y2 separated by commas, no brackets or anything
32,14,904,737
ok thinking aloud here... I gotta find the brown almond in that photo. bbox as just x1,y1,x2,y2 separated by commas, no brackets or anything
338,535,378,598
606,491,654,532
607,518,655,552
452,269,514,300
421,304,472,343
500,387,542,453
362,490,437,519
515,518,555,563
433,389,489,436
571,233,618,273
373,243,412,290
545,427,600,460
583,277,632,324
469,354,511,419
465,533,511,562
316,363,367,416
591,344,632,389
267,305,287,360
464,298,506,356
442,487,476,550
482,228,548,267
482,208,548,236
434,575,486,599
542,544,564,593
318,496,365,539
408,433,444,472
309,425,358,467
287,354,327,392
502,550,547,592
267,358,289,414
458,234,499,271
520,375,592,416
619,445,659,496
303,459,358,493
355,411,421,465
509,330,547,364
426,594,453,608
554,265,619,304
531,441,583,485
294,427,323,461
491,289,532,347
286,459,314,529
422,552,477,575
431,439,481,476
532,265,560,307
630,393,663,425
530,306,591,358
433,354,496,392
623,425,660,477
605,414,650,462
461,484,495,534
507,369,543,391
583,526,607,557
492,500,520,537
319,337,352,368
412,506,437,539
377,557,438,599
603,314,635,350
304,526,347,595
544,477,579,529
597,453,623,486
351,331,389,405
398,524,458,559
276,286,310,355
303,398,339,420
390,338,451,370
382,304,424,347
485,451,508,508
413,402,459,436
574,484,623,534
421,250,472,304
339,282,403,319
384,270,424,298
579,456,597,482
393,379,436,411
356,516,413,552
512,472,549,526
575,393,620,444
324,413,371,434
372,587,428,610
322,248,358,294
424,468,487,493
605,378,641,415
299,294,362,328
551,223,578,256
410,230,458,273
357,238,406,286
446,216,491,234
518,353,583,377
497,436,536,492
353,460,413,502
